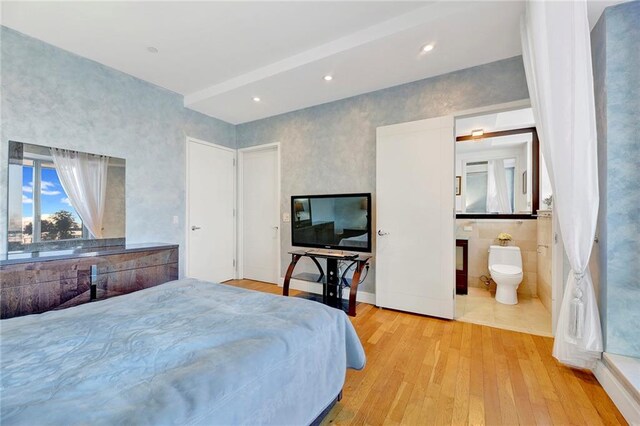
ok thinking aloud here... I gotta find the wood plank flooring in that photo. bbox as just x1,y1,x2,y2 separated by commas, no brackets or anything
225,279,626,426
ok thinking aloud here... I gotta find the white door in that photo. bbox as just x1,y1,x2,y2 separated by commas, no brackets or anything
376,116,455,319
240,145,279,284
187,138,236,283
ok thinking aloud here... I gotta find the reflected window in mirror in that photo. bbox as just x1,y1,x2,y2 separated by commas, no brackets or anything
7,141,126,253
19,157,86,243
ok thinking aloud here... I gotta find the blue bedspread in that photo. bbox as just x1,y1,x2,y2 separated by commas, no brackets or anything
0,279,365,425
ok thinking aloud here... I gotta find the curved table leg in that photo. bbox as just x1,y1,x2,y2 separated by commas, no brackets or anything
309,256,325,282
348,262,366,317
283,254,302,296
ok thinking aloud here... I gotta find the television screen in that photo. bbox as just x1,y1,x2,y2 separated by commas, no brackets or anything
291,193,371,252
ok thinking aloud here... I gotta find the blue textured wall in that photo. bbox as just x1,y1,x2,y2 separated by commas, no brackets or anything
1,26,532,295
237,56,530,292
593,1,640,358
0,27,236,274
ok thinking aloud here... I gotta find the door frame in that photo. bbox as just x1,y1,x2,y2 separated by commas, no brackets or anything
185,136,237,279
451,98,563,335
237,142,281,282
415,99,530,317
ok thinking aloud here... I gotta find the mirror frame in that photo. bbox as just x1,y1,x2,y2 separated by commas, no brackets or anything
455,127,539,220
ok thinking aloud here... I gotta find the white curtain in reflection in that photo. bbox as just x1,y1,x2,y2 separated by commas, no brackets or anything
50,148,109,239
486,159,512,214
522,0,602,369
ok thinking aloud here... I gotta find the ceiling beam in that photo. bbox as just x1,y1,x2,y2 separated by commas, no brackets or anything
183,1,468,107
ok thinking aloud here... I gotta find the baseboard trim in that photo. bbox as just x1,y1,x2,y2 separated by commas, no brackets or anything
594,356,640,425
278,277,376,305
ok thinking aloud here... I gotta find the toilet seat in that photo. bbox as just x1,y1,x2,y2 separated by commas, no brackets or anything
490,264,522,276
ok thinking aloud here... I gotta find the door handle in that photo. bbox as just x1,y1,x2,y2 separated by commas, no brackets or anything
378,230,390,236
191,226,202,231
273,226,279,230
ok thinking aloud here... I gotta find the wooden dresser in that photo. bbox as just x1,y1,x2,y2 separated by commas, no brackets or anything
0,243,178,319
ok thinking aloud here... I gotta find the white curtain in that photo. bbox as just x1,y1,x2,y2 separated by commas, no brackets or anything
521,0,602,369
486,159,512,214
50,148,109,239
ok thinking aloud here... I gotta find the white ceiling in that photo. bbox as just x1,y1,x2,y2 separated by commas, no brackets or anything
1,1,621,124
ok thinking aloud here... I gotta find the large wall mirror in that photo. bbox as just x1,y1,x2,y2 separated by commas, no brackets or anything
7,141,125,252
455,108,547,219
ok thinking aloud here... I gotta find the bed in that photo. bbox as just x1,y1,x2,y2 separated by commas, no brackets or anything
338,232,368,249
0,279,366,425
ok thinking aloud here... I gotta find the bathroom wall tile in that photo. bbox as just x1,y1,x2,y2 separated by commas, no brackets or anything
457,219,538,296
468,274,494,290
538,278,552,313
536,214,553,314
523,252,539,272
477,225,494,240
519,272,538,296
515,239,538,252
521,222,538,240
523,251,538,273
467,274,485,289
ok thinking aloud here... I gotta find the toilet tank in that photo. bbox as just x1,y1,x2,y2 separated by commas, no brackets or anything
488,245,522,268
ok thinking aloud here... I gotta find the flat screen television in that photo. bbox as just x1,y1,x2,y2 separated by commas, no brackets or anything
291,193,371,253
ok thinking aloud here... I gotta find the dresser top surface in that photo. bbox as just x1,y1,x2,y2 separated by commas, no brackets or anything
0,243,178,267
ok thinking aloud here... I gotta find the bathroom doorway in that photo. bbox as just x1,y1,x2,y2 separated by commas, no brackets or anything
452,103,557,337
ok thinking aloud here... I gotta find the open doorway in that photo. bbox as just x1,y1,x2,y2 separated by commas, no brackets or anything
453,105,559,337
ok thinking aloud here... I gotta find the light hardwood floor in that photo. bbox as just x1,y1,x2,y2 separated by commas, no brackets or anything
225,279,626,426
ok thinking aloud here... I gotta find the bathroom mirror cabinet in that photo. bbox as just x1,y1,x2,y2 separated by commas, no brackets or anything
455,127,539,219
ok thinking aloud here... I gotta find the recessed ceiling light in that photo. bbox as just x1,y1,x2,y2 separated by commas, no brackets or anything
323,75,333,81
421,44,435,53
471,129,484,137
146,46,159,54
252,97,261,102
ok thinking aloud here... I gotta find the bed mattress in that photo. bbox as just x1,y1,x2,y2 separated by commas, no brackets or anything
0,279,365,425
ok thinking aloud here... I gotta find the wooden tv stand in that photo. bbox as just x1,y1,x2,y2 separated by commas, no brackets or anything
283,250,371,316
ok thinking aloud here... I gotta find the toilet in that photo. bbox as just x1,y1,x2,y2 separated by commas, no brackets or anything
488,245,523,305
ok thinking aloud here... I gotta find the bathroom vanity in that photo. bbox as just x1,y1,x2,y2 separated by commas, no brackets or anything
456,238,468,294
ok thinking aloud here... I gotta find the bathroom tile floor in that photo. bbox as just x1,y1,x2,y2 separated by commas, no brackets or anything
456,287,552,336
